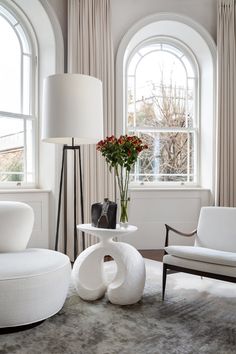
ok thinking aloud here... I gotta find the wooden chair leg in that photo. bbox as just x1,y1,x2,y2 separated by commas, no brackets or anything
162,263,167,301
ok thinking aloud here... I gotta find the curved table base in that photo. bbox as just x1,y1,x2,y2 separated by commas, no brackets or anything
72,240,146,305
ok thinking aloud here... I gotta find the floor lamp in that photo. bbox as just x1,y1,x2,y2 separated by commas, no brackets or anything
42,74,103,260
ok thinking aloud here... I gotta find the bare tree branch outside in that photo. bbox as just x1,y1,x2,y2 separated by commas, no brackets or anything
127,42,197,184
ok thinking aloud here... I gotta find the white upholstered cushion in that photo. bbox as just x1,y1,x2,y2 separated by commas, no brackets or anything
165,246,236,267
0,248,70,280
0,201,34,252
0,249,71,328
196,207,236,252
163,254,236,278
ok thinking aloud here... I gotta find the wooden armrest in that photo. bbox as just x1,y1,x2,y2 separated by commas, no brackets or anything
164,224,197,248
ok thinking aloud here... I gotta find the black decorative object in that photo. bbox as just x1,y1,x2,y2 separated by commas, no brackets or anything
91,198,117,229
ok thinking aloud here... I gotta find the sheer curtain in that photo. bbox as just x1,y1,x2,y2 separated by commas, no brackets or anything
216,0,236,206
66,0,115,257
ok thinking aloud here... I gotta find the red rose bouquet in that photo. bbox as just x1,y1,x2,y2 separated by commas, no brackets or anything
97,135,148,225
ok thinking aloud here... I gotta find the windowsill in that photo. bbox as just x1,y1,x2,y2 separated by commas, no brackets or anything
0,188,51,194
129,186,210,191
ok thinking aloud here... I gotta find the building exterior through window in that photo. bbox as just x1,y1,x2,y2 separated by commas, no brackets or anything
126,38,198,185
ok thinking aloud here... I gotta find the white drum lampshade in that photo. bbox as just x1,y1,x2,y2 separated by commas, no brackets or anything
42,74,103,145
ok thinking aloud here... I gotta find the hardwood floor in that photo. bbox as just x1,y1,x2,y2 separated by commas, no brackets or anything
139,249,164,262
104,249,164,262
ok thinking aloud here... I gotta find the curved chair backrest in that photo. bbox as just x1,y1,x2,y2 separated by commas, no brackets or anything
195,206,236,252
0,201,34,252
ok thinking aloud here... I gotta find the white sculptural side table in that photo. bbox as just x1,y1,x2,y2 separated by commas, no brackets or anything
72,224,146,305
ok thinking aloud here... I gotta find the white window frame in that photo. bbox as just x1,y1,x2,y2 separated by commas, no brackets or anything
116,13,216,195
0,1,38,188
125,37,200,187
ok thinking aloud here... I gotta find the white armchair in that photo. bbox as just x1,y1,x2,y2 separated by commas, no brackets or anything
0,201,71,330
163,207,236,300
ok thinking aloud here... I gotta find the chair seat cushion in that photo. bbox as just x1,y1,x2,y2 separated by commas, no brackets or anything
0,248,70,280
165,246,236,267
0,249,71,328
163,254,236,278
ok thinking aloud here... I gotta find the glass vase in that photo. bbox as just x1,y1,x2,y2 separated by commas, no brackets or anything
120,198,129,228
116,166,130,228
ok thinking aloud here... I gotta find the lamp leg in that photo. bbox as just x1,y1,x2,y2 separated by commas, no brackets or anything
63,148,68,254
55,146,66,251
78,146,85,251
74,148,78,261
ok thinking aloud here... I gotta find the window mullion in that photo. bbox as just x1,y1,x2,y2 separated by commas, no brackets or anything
0,111,34,120
187,132,190,183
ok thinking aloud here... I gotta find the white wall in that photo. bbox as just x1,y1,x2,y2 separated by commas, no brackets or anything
47,0,217,69
47,0,67,69
23,0,216,250
112,0,216,249
47,0,67,37
45,0,217,250
47,0,217,250
119,189,210,249
111,0,217,55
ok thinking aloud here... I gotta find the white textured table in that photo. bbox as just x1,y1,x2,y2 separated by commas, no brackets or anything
72,224,146,305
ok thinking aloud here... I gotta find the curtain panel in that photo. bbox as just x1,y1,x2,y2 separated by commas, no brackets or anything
216,0,236,206
66,0,115,257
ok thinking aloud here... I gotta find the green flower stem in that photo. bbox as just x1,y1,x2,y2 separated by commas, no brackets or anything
115,165,130,224
115,164,122,193
121,165,124,197
124,168,130,201
120,198,128,223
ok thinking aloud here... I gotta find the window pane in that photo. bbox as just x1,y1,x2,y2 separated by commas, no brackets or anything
0,117,24,182
138,43,161,56
187,78,196,128
189,132,195,176
0,16,21,113
0,7,17,25
15,24,30,54
26,119,33,182
0,6,35,185
128,53,141,76
130,131,195,183
182,56,195,77
136,50,187,94
127,75,135,128
134,83,187,129
133,50,188,129
23,55,31,114
162,43,183,57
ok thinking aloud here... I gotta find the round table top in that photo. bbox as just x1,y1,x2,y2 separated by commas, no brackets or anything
77,223,137,238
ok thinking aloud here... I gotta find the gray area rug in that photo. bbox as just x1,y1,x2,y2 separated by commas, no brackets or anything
0,259,236,354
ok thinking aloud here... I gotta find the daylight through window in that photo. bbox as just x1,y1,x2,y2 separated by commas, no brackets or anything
0,4,36,185
126,39,198,184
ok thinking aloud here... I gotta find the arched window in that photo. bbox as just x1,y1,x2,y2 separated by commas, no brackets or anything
126,38,198,185
117,14,216,193
0,3,37,185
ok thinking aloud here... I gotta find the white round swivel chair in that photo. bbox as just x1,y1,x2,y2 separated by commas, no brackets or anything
0,201,71,329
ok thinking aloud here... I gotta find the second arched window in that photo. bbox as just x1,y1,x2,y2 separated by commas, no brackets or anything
126,39,198,185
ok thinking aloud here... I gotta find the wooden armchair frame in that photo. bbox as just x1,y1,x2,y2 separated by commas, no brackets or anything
162,224,236,300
